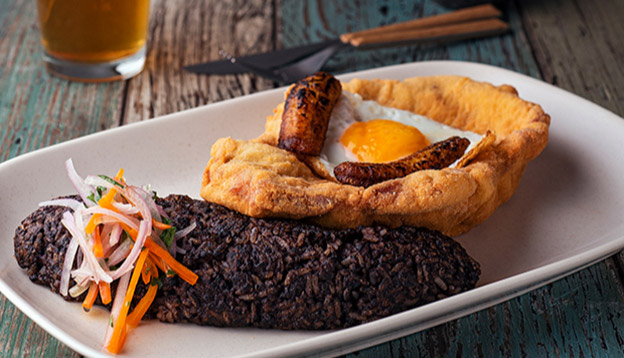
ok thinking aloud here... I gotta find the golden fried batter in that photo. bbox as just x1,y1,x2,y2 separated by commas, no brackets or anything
201,76,550,236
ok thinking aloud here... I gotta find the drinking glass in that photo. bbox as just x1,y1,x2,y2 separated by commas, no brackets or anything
35,0,151,82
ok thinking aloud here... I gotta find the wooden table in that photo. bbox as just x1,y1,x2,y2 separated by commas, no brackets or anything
1,0,623,356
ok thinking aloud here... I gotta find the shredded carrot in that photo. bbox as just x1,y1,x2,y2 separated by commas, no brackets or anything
140,258,151,285
148,252,168,273
93,226,104,258
98,281,112,305
98,187,118,211
118,325,128,352
147,259,158,278
120,223,139,240
126,282,158,328
114,168,126,186
82,281,99,312
114,168,124,181
127,262,159,327
84,214,99,235
144,238,198,285
151,218,172,230
107,249,150,354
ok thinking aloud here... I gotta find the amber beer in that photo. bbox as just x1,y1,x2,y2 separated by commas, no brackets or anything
35,0,150,80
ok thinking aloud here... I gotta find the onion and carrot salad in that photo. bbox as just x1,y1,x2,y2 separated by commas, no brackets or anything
40,159,198,354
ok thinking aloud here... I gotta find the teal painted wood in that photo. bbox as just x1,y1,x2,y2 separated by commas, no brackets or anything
280,0,539,77
0,0,124,163
0,295,79,358
278,0,624,357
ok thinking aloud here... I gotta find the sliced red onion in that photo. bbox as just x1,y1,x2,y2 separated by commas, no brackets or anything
130,186,161,223
175,222,196,239
76,249,83,269
119,187,152,234
39,198,84,211
176,247,187,255
94,215,140,229
111,201,140,215
122,186,152,225
59,237,79,296
107,238,133,267
109,223,122,247
98,257,110,272
84,175,117,189
83,207,140,232
108,220,150,280
104,271,131,349
99,224,114,257
61,211,113,283
68,283,89,298
71,267,92,287
169,222,196,255
65,159,96,207
157,205,170,220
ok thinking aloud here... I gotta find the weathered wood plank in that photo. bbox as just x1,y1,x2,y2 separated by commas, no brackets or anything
0,0,124,163
519,0,624,117
0,295,79,358
280,0,539,77
121,0,276,124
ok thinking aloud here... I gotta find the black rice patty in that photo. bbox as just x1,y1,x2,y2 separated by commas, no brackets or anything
14,194,480,330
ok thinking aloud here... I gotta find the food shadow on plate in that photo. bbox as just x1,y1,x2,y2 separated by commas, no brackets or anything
456,135,587,285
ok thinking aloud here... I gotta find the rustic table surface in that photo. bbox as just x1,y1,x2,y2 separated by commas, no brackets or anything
1,0,624,357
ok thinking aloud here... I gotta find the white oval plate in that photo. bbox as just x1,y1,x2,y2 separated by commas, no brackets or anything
1,61,624,358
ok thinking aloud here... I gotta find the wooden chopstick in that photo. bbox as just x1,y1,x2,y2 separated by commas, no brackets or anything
340,4,505,46
349,18,509,47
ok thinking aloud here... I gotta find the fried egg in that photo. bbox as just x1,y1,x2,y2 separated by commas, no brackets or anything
319,91,483,173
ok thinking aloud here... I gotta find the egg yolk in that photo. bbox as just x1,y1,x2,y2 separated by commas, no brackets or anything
339,119,431,163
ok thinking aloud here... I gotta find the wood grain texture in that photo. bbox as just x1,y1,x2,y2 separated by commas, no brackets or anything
121,0,276,124
280,0,539,77
0,0,124,163
0,295,79,358
519,0,624,117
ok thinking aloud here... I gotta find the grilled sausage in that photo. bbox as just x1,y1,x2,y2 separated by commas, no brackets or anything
334,136,470,188
278,72,342,156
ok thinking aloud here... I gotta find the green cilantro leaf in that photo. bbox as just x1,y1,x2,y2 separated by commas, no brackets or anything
150,277,163,289
98,174,124,188
159,217,176,248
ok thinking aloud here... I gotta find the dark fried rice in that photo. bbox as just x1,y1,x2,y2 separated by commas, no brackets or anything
14,194,480,330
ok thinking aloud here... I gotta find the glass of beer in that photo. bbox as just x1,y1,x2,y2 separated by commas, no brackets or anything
35,0,151,82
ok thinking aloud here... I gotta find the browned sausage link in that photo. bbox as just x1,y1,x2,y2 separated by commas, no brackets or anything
334,136,470,188
278,72,342,156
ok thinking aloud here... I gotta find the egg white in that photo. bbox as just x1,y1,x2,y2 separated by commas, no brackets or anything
319,91,483,174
